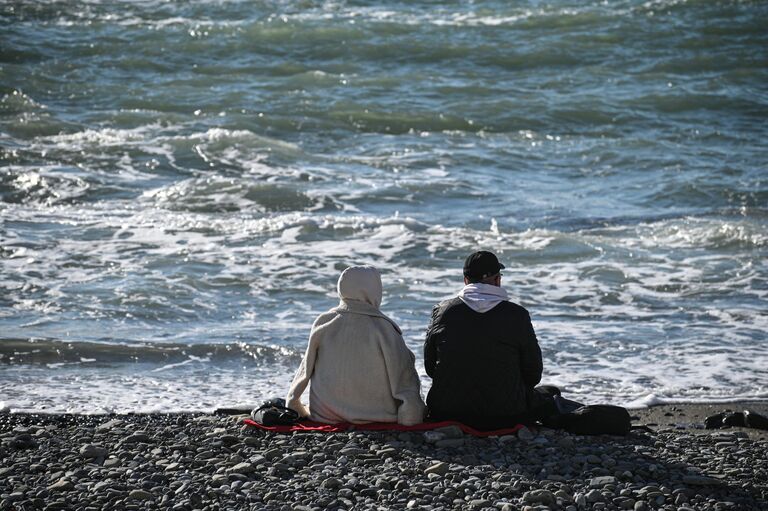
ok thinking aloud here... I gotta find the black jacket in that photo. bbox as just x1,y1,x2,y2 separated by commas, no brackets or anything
424,297,543,429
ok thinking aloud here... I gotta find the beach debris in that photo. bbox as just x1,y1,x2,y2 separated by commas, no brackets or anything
705,409,768,430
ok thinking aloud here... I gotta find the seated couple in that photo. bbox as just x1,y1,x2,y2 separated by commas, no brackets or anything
286,251,555,430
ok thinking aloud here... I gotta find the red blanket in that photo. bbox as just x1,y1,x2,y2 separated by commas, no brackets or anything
243,418,524,437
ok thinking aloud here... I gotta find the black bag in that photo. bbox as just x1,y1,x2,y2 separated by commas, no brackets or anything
250,398,300,426
564,405,631,435
549,404,632,436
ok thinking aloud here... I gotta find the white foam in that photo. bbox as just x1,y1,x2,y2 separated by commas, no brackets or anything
3,199,767,412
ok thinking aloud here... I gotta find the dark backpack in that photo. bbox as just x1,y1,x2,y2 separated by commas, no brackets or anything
549,404,632,436
250,398,300,426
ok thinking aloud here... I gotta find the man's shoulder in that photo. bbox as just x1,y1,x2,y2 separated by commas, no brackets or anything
434,296,464,311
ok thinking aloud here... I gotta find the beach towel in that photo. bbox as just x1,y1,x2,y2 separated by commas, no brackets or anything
243,418,524,437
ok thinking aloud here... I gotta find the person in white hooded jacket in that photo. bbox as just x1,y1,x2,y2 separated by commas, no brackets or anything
285,266,426,425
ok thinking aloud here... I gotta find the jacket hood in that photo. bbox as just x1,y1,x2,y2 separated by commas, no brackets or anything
458,283,509,313
337,266,383,309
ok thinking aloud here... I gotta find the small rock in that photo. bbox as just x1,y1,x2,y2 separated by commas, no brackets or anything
103,458,120,468
620,499,636,509
434,425,464,438
523,489,556,506
423,431,446,443
80,444,107,458
376,447,398,458
47,479,74,492
634,501,648,511
339,447,367,456
96,419,124,432
7,492,24,502
555,489,573,503
123,433,150,443
128,489,153,500
424,461,449,476
590,476,617,488
228,462,254,474
322,477,342,489
263,448,283,461
586,489,603,503
517,426,534,440
682,475,723,486
10,434,36,449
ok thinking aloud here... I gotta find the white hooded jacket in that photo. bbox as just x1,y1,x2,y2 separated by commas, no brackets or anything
285,266,426,425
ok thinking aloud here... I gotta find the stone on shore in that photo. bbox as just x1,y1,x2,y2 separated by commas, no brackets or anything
47,479,74,492
517,426,534,440
424,461,449,476
79,444,107,458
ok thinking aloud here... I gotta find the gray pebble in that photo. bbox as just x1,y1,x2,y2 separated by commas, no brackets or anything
523,489,556,506
517,426,534,440
424,461,449,476
79,444,107,458
589,475,617,488
47,479,74,492
434,425,464,439
127,489,153,500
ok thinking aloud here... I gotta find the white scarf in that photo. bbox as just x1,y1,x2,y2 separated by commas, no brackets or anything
458,283,509,313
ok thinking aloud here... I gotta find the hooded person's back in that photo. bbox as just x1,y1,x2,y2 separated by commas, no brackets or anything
286,266,425,425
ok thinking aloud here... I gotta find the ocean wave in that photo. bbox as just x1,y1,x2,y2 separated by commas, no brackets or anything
620,217,768,250
143,177,320,213
0,166,92,205
0,90,47,115
0,337,300,367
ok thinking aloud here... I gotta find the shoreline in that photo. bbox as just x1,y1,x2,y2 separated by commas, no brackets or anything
2,402,767,510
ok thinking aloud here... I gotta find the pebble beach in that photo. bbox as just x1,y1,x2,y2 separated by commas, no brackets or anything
2,402,767,511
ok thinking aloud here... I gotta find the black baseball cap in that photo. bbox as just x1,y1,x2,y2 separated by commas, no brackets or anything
463,251,505,280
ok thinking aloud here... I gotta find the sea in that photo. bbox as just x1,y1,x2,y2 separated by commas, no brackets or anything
1,0,767,414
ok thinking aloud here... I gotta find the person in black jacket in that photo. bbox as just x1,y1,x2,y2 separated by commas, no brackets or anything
424,251,556,429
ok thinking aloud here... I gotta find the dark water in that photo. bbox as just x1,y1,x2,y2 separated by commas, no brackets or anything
1,0,767,412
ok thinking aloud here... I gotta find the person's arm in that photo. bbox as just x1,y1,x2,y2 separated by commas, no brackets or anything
423,305,441,378
380,325,426,426
519,310,543,387
285,315,332,417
